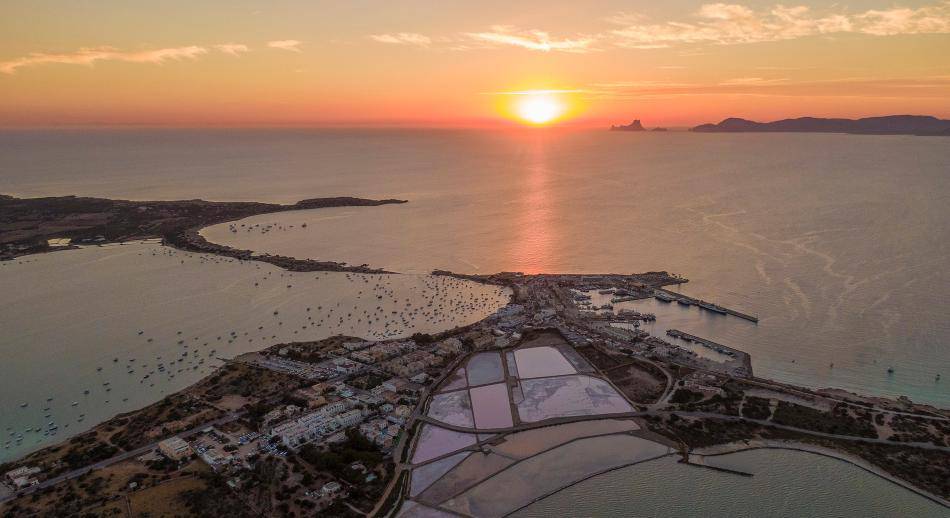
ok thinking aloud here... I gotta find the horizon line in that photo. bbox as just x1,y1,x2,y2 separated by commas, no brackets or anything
1,112,947,131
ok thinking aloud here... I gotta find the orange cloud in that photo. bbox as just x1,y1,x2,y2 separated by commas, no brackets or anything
464,25,597,53
365,3,950,53
267,40,303,52
610,1,950,47
368,26,597,53
369,33,431,47
214,43,249,56
0,45,210,74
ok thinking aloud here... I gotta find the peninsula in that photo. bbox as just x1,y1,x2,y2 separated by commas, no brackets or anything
0,195,407,272
691,114,950,136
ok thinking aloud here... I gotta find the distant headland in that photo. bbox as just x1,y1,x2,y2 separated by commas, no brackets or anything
690,115,950,136
610,119,667,132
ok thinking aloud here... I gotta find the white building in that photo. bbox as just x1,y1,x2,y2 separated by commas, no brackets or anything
158,437,193,461
269,402,347,448
200,449,233,471
5,466,40,482
381,378,407,393
334,409,363,428
317,401,346,416
438,337,464,355
343,341,373,351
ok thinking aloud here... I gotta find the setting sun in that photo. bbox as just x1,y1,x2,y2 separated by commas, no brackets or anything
514,92,566,125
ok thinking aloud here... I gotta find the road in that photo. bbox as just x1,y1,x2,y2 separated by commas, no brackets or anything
741,377,950,421
1,412,241,504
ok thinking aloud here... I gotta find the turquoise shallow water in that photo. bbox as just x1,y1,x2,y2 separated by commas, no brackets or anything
1,129,948,404
0,242,508,462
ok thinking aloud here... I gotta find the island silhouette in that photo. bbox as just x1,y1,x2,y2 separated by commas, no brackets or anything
691,115,950,136
610,119,668,132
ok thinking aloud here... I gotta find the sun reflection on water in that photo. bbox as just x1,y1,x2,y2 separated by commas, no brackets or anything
511,136,558,273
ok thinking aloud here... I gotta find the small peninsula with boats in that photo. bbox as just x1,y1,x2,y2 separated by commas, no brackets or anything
1,194,948,517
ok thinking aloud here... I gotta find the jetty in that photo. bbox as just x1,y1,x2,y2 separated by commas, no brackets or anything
655,288,759,323
681,457,754,477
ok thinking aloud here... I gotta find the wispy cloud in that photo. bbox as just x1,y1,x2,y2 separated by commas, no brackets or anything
857,4,950,35
214,43,249,56
464,25,597,53
610,1,950,48
0,45,211,74
267,40,303,52
367,26,598,53
366,2,950,54
369,33,431,47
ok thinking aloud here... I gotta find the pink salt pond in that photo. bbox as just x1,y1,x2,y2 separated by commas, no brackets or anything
517,375,633,422
466,351,504,386
469,382,514,429
412,424,478,464
438,367,467,392
512,346,577,378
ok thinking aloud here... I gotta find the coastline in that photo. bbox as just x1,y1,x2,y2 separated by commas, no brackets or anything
0,194,406,273
692,440,950,508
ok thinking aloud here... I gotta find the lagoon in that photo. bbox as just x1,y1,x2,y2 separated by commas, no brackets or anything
514,448,949,518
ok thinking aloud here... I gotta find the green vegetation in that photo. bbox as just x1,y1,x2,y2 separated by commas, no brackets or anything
741,396,773,420
679,391,742,416
410,332,434,345
669,389,703,405
298,430,383,483
59,442,118,472
772,402,877,438
888,415,948,447
374,470,408,518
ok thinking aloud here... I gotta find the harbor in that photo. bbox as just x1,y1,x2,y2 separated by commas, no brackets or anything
654,288,759,323
665,329,754,374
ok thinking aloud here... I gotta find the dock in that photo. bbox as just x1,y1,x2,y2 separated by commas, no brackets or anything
666,329,738,357
666,329,753,377
655,288,758,323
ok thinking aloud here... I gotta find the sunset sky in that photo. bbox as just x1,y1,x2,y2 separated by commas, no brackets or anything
2,0,949,127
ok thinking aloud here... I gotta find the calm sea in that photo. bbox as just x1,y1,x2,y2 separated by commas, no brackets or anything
1,128,948,411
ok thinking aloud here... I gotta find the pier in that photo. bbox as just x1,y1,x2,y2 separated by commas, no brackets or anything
655,288,759,323
681,458,754,477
